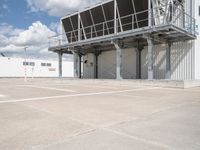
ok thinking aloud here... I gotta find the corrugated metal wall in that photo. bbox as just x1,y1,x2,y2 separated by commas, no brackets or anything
83,48,137,79
83,41,195,80
83,53,95,78
141,41,195,80
195,0,200,80
81,0,196,80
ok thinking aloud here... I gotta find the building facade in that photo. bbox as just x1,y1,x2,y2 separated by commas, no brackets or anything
49,0,200,80
0,57,73,78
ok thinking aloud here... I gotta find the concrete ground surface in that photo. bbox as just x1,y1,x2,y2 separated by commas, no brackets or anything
0,78,200,150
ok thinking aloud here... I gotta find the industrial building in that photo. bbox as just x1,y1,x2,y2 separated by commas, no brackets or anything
49,0,200,80
0,56,73,78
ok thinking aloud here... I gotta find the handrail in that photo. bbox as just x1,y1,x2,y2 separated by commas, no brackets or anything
49,3,196,48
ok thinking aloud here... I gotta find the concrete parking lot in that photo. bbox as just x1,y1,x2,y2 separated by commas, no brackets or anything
0,78,199,150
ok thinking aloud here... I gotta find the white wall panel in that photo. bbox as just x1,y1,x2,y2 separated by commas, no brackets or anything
82,42,195,80
194,0,200,80
141,41,195,80
98,50,116,79
83,53,95,78
141,44,166,79
82,48,138,79
0,57,74,78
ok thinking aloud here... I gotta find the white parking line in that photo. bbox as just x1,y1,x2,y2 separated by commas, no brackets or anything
17,85,77,93
0,94,7,98
28,83,120,90
0,87,159,103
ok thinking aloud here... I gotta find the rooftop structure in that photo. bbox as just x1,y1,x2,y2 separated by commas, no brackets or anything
49,0,198,80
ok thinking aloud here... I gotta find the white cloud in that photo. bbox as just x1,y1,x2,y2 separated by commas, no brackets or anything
26,0,102,17
0,21,61,59
11,21,56,46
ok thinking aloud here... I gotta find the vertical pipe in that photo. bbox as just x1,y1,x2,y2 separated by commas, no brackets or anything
147,37,154,80
166,42,171,79
58,52,63,78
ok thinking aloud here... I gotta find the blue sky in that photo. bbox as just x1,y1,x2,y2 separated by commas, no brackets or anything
0,0,100,60
0,0,59,29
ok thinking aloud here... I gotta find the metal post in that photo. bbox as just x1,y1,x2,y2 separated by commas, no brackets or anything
114,0,117,34
147,37,154,80
78,54,82,79
58,52,63,78
94,52,99,79
138,49,142,79
78,13,81,41
166,42,171,79
136,41,142,79
24,46,28,82
148,0,152,27
73,52,79,78
113,41,122,80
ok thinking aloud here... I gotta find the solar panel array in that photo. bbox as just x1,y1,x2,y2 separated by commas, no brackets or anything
62,0,148,43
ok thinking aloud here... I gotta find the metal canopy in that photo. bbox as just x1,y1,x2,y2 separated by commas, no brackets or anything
49,0,196,53
61,0,149,43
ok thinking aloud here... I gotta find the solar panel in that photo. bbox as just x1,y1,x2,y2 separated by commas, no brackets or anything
61,0,149,43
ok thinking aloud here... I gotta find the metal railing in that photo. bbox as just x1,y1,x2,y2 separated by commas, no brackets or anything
49,3,196,48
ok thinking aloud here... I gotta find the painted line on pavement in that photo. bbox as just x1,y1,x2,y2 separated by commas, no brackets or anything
0,94,7,98
17,85,77,93
0,87,159,103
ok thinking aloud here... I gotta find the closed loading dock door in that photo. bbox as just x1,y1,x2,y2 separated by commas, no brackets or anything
98,48,137,79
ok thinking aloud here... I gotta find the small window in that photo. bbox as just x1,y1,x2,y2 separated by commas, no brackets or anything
47,63,52,67
23,62,28,66
41,63,46,66
199,6,200,16
30,62,35,66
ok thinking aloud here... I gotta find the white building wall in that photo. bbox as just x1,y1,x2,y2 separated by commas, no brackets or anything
0,57,74,77
79,0,198,80
141,41,195,80
83,42,195,80
83,48,137,79
83,53,95,78
195,0,200,80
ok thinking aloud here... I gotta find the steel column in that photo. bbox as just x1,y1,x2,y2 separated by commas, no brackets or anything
73,52,79,78
113,41,122,80
114,0,117,34
148,0,152,27
58,52,63,78
147,37,154,80
94,53,99,79
166,42,171,79
78,54,82,79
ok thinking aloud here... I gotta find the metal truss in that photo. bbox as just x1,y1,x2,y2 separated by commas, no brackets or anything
49,0,196,51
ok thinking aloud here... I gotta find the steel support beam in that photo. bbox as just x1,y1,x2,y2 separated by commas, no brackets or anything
147,37,154,80
73,52,79,78
58,52,63,78
138,49,142,79
114,0,117,34
78,54,82,79
113,41,123,80
94,53,99,79
166,42,171,79
136,41,143,79
148,0,152,27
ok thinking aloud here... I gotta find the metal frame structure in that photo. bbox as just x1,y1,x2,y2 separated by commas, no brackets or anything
49,0,196,79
